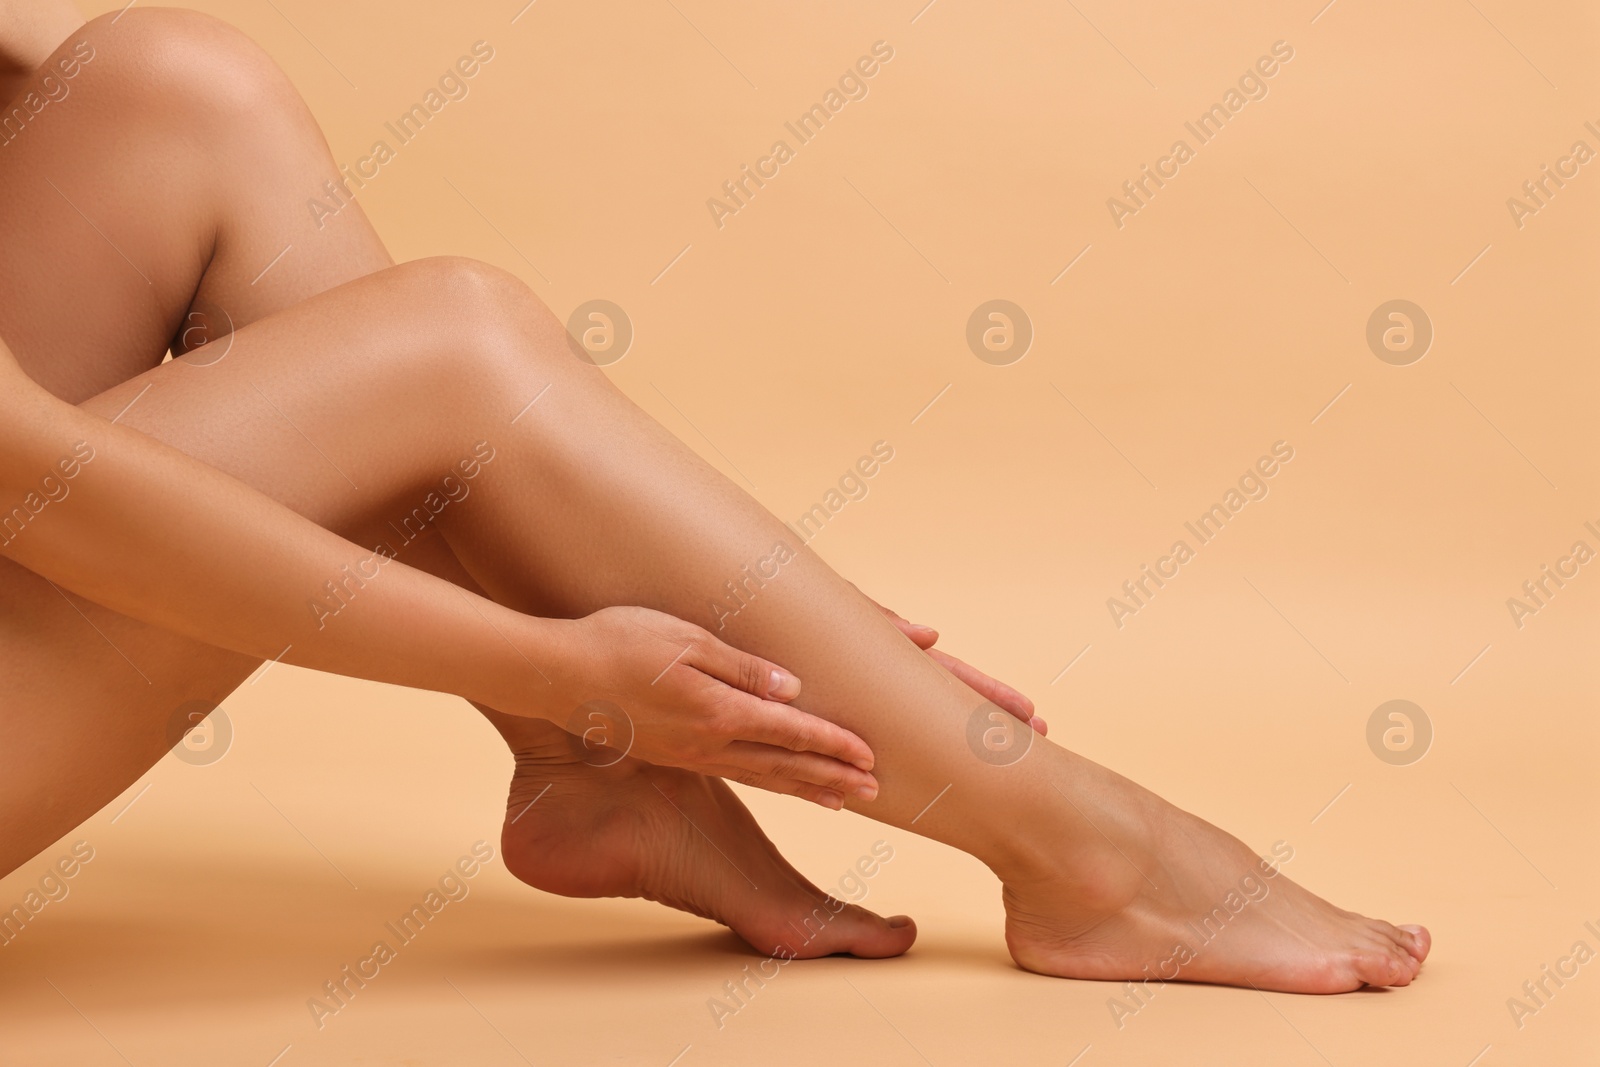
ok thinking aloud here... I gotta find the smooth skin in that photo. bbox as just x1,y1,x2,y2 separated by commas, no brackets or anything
0,6,1429,990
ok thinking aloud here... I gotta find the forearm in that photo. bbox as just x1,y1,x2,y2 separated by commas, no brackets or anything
0,375,559,719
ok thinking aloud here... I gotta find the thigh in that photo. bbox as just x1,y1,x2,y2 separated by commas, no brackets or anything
0,8,398,874
0,263,490,876
0,7,390,403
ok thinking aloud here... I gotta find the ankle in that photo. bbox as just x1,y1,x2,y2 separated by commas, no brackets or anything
479,705,580,763
981,825,1100,889
971,771,1164,895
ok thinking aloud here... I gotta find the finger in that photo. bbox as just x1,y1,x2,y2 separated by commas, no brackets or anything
899,618,938,649
687,632,802,702
731,695,876,771
712,767,845,810
885,609,938,648
925,648,1038,722
723,697,876,771
793,784,847,810
863,592,939,648
722,742,880,800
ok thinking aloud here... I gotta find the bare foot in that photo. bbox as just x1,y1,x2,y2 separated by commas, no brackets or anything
492,717,916,960
1002,768,1431,993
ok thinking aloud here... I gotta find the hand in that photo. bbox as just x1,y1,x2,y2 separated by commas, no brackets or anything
862,592,1045,735
547,605,878,808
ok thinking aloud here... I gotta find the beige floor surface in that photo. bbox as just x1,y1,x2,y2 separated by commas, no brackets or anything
2,0,1596,1063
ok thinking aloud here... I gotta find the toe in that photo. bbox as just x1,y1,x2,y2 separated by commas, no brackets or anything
1365,919,1430,972
1370,919,1415,955
1350,944,1412,988
745,896,916,961
1398,923,1431,962
1378,953,1413,987
1385,943,1418,985
822,904,918,959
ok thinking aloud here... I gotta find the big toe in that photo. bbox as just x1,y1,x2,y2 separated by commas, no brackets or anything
837,908,917,959
1398,924,1431,962
767,903,917,960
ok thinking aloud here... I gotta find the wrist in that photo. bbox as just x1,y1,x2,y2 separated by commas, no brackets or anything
468,609,580,724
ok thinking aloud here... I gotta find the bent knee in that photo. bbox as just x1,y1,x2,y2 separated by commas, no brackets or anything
70,8,309,137
394,256,562,345
376,257,591,395
406,256,545,309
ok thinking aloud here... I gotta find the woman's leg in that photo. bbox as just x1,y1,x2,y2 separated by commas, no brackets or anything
3,9,1429,989
0,8,393,405
73,255,1427,991
0,8,912,957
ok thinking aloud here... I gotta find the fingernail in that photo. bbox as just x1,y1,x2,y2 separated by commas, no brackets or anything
854,782,878,801
1030,715,1048,736
911,623,937,636
852,756,875,772
768,669,800,699
817,791,844,810
887,915,912,929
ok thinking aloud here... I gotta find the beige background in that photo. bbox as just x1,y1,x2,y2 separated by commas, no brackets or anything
2,0,1597,1063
